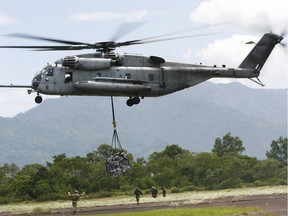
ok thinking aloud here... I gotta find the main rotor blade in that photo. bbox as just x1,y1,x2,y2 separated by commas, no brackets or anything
0,84,32,88
7,33,91,45
116,33,218,47
1,23,225,52
120,22,229,45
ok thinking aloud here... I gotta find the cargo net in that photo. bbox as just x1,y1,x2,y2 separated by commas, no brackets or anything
106,129,132,178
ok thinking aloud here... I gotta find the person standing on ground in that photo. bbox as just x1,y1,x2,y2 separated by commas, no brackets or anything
161,186,167,197
134,187,143,205
151,186,158,198
68,190,85,214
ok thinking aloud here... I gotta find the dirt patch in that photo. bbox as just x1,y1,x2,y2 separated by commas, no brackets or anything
6,193,286,216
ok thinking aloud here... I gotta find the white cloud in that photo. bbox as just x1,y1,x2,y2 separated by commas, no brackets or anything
190,0,287,33
184,34,287,88
187,0,288,89
196,34,259,67
0,13,16,25
70,10,148,22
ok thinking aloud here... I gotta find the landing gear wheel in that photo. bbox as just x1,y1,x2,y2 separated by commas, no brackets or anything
126,98,134,107
126,97,141,107
35,95,43,104
133,97,140,105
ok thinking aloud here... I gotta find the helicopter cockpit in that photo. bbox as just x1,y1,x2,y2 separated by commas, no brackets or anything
31,66,54,90
32,69,43,90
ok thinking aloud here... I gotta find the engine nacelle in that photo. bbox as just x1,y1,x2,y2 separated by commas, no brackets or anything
63,56,112,71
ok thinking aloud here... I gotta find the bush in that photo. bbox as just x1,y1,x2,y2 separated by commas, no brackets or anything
96,191,114,198
120,185,135,192
217,178,242,189
182,185,201,192
171,187,184,193
36,193,59,202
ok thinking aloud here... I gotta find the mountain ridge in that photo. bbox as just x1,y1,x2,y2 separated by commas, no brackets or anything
0,82,287,166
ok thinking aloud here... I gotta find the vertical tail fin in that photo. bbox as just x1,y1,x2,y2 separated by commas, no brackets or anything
239,33,283,72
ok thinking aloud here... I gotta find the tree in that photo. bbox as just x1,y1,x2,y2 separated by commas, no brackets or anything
253,159,282,181
146,145,190,187
212,132,245,157
266,137,287,166
163,144,186,159
86,144,111,163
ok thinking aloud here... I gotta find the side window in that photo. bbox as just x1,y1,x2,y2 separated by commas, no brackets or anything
47,68,54,76
148,74,154,81
65,72,73,83
97,73,102,77
125,73,131,79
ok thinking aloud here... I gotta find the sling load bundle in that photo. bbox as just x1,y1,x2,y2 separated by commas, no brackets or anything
106,97,131,178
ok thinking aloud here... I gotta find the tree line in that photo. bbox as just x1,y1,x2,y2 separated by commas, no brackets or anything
0,133,286,204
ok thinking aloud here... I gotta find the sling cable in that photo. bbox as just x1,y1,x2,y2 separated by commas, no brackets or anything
106,96,131,178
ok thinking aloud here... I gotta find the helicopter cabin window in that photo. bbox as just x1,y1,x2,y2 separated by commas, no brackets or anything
148,74,154,81
65,72,73,83
47,68,54,76
125,73,131,79
97,73,101,77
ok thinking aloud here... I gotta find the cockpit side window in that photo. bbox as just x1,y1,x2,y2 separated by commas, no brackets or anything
34,73,42,81
47,68,54,76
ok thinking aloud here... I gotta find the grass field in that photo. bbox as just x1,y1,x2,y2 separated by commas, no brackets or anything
0,185,286,215
77,207,261,216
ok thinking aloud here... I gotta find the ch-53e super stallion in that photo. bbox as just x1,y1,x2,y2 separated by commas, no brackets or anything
0,29,284,106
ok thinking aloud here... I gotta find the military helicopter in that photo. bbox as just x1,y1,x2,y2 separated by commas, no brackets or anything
0,29,284,106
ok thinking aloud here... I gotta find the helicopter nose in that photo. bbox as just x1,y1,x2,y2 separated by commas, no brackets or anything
32,79,40,90
31,72,42,90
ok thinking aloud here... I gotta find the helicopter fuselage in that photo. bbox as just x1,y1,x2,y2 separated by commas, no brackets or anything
33,52,257,105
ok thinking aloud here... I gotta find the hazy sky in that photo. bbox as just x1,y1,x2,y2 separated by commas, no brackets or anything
0,0,287,117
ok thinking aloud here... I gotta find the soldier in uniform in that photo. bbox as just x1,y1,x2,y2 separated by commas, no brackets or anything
68,190,85,214
151,186,158,198
134,187,143,205
161,186,167,197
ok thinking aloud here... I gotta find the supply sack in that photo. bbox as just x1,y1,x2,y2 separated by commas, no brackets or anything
106,152,132,178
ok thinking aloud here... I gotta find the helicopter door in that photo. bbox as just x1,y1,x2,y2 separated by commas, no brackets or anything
44,68,55,92
61,71,76,94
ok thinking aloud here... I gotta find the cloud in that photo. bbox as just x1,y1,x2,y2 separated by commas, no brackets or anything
187,0,288,88
70,10,148,22
195,34,259,67
192,34,288,88
190,0,287,33
0,13,16,25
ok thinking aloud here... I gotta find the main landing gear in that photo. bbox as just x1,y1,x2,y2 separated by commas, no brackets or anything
126,97,141,107
35,94,43,104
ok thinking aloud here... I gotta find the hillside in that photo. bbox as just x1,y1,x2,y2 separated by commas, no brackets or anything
0,82,287,166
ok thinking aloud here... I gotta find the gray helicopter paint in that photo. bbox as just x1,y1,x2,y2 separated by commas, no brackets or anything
37,58,256,97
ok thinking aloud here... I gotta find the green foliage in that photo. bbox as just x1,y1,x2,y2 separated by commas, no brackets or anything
212,132,245,157
0,135,286,203
266,137,287,166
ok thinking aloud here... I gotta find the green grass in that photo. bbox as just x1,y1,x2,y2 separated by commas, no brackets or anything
0,185,286,214
79,207,261,216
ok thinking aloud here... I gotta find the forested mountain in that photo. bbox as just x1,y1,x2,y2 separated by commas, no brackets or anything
0,82,287,166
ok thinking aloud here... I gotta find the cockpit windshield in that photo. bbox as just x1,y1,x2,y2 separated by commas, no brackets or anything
31,68,45,89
